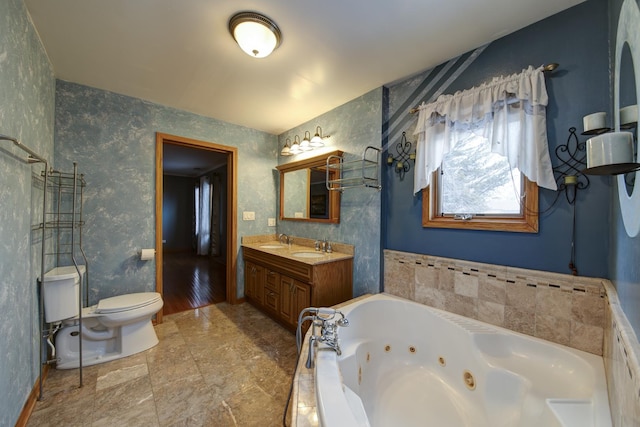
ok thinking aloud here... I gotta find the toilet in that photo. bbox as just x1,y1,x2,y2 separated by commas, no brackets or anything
42,266,163,370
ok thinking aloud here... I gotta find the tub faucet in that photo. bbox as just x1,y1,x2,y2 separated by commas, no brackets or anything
297,308,349,369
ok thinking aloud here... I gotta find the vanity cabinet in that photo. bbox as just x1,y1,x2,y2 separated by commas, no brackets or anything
242,246,353,333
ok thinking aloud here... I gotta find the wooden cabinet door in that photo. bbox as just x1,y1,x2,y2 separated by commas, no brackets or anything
292,281,311,330
279,275,311,328
279,275,296,323
245,261,264,304
264,288,280,313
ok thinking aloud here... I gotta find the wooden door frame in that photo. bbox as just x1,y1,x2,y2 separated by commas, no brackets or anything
155,133,239,323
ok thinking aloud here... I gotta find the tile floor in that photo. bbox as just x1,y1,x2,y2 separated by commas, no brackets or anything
27,302,298,426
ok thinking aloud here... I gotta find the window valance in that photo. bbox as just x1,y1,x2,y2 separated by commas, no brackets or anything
413,66,557,194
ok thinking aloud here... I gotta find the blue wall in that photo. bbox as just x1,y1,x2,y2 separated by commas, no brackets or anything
55,81,278,302
609,0,640,337
0,0,55,424
383,0,612,279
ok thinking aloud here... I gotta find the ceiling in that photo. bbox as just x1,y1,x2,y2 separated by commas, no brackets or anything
25,0,584,136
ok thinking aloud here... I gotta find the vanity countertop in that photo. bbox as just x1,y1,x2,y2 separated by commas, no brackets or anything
242,241,353,266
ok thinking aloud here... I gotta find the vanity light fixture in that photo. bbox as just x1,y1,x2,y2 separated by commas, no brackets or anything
310,126,326,147
228,12,282,58
281,138,293,156
282,126,331,156
300,131,312,151
290,135,302,154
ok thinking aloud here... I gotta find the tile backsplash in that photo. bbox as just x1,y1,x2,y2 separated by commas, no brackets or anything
384,249,605,354
384,249,640,427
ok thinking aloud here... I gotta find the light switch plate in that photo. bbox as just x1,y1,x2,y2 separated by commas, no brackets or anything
242,211,255,221
268,218,276,227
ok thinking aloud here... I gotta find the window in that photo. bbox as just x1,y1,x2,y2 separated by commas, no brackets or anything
414,66,554,233
422,133,538,232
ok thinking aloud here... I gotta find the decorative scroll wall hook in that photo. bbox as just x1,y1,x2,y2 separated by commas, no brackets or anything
387,132,416,180
553,127,590,205
552,127,590,276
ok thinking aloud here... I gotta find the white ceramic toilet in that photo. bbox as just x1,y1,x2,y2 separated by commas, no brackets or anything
42,266,163,370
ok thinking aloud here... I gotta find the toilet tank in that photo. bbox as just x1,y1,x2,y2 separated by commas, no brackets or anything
42,265,85,323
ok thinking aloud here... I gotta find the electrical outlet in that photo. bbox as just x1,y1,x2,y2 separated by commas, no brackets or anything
294,212,304,218
268,218,276,227
242,211,255,221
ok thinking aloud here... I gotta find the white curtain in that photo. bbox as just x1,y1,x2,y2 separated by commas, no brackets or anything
197,176,212,256
210,174,221,256
413,66,557,194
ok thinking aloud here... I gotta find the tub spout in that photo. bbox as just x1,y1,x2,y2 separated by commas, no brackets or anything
297,307,349,369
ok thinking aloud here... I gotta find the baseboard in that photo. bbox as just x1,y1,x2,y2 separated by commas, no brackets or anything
15,365,49,427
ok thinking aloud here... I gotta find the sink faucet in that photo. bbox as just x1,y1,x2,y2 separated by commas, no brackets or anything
278,233,289,245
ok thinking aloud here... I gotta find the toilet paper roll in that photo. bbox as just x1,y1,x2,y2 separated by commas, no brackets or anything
583,112,607,132
140,249,155,261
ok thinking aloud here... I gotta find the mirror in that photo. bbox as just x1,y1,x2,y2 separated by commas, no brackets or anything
276,150,343,223
620,41,637,196
615,0,640,238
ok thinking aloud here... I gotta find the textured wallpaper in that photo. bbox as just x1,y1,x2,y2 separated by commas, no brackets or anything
0,0,55,425
55,81,277,303
277,89,383,296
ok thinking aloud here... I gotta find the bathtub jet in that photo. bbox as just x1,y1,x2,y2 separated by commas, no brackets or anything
313,293,611,427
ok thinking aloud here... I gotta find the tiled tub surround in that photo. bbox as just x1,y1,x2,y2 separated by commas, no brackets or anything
603,280,640,426
383,249,640,427
290,252,640,426
384,250,606,355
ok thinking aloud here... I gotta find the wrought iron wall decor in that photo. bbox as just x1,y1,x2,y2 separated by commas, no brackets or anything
387,131,416,180
553,127,590,204
551,127,590,276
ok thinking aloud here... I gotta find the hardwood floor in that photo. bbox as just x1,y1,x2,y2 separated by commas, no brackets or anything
162,252,226,315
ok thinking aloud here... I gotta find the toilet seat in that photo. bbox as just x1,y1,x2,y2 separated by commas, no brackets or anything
96,292,161,314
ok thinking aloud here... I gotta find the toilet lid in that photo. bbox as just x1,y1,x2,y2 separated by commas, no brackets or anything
96,292,161,314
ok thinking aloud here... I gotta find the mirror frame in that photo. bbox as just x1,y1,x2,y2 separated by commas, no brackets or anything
276,150,343,223
615,0,640,237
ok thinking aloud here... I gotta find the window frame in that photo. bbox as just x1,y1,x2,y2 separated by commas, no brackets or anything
422,170,539,233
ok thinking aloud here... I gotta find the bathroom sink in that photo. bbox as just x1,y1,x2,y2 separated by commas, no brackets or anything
292,251,325,258
259,244,285,249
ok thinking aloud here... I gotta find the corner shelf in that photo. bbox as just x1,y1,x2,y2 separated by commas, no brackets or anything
326,146,382,191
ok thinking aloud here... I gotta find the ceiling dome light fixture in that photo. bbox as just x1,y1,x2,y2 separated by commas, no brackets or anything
228,11,282,58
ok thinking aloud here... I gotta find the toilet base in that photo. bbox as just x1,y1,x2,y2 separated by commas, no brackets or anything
55,317,159,370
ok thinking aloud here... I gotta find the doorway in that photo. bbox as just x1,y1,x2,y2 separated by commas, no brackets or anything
155,133,238,322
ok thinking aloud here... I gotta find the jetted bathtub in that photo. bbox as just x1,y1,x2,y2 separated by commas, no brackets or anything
314,293,611,427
